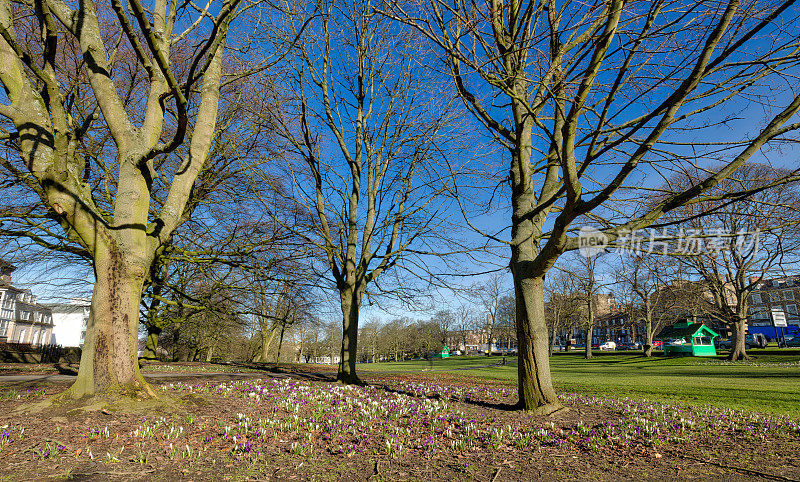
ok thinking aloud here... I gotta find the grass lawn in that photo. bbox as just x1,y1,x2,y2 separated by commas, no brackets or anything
355,355,500,373
355,350,800,416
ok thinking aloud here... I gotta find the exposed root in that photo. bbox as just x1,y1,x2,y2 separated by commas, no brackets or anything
15,379,175,416
516,401,568,416
533,402,569,416
726,351,753,362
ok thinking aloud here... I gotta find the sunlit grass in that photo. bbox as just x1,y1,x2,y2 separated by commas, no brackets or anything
352,350,800,416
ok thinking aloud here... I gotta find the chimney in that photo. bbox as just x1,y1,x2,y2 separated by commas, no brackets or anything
0,259,16,285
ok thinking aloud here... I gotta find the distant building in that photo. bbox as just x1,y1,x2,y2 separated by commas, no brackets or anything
550,292,621,346
0,260,54,345
593,312,634,345
46,299,91,348
748,276,800,334
592,293,619,318
446,329,517,354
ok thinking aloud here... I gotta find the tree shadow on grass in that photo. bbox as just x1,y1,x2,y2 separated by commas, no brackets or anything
55,363,78,375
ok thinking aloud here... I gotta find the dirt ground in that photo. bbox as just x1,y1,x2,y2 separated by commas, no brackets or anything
0,370,798,481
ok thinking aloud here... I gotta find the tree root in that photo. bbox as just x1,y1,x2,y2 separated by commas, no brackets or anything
15,384,179,416
518,401,569,416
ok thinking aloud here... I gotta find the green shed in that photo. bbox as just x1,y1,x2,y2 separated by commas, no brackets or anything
434,345,451,358
656,321,719,356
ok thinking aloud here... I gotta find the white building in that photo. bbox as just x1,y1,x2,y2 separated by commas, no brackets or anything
0,260,54,345
47,299,90,347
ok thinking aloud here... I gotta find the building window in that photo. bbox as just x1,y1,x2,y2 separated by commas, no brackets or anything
770,292,781,302
18,328,26,343
787,304,798,316
751,293,762,304
785,290,795,300
0,320,7,337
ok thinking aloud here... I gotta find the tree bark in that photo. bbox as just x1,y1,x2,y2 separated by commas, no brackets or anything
65,247,156,399
253,323,278,363
584,325,594,359
512,274,562,413
337,288,363,384
142,324,162,361
644,316,654,357
585,296,594,359
728,317,751,361
275,320,287,364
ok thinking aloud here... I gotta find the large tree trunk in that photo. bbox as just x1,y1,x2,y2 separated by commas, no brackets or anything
337,288,363,384
142,324,162,361
644,316,654,357
253,323,278,363
512,273,562,414
64,249,156,400
728,317,750,361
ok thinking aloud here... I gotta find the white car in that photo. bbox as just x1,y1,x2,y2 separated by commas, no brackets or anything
599,341,616,351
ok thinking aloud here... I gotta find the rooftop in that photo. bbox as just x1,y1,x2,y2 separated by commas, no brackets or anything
657,321,719,339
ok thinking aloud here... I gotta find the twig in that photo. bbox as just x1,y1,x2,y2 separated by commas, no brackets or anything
369,459,381,479
491,467,502,482
676,454,799,482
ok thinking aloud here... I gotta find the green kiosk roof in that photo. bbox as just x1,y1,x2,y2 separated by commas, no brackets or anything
656,322,719,340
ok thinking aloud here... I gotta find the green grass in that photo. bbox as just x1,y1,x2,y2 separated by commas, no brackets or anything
353,350,800,416
355,356,500,373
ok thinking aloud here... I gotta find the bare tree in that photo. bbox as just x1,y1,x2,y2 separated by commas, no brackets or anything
0,0,277,400
615,254,702,356
664,164,800,360
564,255,613,359
495,294,517,352
468,273,508,353
543,271,582,354
358,318,381,363
431,309,456,347
383,0,800,412
272,0,459,384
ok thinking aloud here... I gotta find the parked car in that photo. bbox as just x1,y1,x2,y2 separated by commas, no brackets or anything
718,333,768,350
599,341,617,351
750,333,769,348
617,342,641,351
783,335,800,347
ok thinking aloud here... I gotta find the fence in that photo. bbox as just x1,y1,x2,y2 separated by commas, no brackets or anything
0,342,81,363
